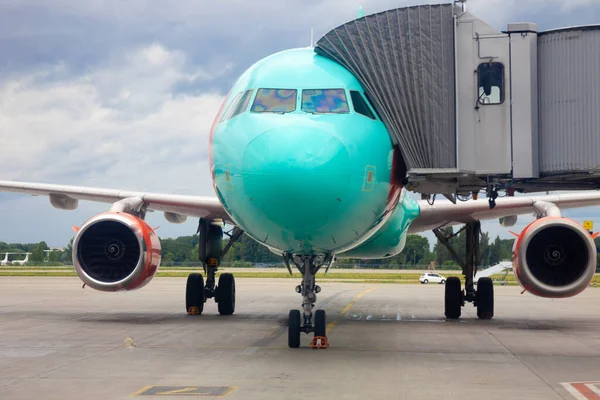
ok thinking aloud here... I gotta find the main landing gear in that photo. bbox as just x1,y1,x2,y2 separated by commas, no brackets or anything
434,220,494,320
286,254,332,348
186,218,243,316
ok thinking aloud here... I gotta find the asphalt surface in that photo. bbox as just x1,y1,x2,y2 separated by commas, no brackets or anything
1,277,599,399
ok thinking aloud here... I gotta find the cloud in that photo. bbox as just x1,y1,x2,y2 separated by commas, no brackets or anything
0,43,224,191
0,43,226,245
468,0,600,29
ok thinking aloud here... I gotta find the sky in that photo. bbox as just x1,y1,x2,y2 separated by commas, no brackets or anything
0,0,599,248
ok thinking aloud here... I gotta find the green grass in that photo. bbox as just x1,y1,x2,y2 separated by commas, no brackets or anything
0,270,598,287
0,271,77,277
0,270,422,280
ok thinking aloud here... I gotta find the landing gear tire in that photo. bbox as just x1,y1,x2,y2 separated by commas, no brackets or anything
186,273,205,315
445,277,462,319
476,277,494,320
216,273,236,316
288,310,301,348
314,309,326,338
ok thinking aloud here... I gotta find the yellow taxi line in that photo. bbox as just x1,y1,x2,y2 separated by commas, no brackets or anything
326,287,375,335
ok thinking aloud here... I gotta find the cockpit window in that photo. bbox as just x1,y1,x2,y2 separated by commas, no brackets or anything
350,91,376,120
228,90,254,119
301,89,349,114
250,89,298,113
251,89,297,113
219,91,243,122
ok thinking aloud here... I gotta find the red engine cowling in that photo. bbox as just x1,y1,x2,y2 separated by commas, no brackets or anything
513,217,596,298
72,212,162,292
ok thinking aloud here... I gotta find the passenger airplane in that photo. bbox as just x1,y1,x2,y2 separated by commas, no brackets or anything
0,252,31,266
1,47,599,348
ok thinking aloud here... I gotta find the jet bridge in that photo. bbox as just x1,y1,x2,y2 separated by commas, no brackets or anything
315,3,600,202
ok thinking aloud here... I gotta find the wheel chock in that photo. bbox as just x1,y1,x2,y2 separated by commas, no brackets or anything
310,336,329,349
187,306,200,315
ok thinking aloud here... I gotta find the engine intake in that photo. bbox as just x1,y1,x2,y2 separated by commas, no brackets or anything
73,212,161,292
513,217,596,298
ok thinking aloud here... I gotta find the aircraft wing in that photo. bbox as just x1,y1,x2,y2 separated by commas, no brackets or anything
409,192,600,233
0,180,230,223
474,262,512,280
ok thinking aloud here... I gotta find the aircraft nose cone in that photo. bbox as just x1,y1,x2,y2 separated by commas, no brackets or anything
242,126,350,233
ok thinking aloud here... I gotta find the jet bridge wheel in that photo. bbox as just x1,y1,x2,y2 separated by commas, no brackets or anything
444,277,462,319
288,310,301,348
186,273,205,315
476,277,494,320
216,273,236,316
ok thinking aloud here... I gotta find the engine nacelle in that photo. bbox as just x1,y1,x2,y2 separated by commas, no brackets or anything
499,215,518,227
73,212,162,292
513,217,596,298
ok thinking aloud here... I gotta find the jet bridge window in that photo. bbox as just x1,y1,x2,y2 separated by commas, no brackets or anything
350,91,376,120
478,62,504,105
251,89,297,113
301,89,349,113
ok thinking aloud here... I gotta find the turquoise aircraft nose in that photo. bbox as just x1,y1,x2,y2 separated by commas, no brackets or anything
242,126,351,239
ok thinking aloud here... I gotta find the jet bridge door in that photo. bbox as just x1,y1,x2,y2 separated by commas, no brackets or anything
454,14,511,175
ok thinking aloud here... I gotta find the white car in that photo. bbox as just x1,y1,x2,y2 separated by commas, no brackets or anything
419,273,446,284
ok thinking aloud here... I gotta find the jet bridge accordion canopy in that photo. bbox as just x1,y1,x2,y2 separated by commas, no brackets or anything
315,4,458,171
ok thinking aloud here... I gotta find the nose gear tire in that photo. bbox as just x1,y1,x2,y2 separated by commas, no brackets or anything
314,309,327,338
288,310,301,348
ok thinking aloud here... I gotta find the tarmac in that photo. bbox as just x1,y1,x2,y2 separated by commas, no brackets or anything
0,277,599,400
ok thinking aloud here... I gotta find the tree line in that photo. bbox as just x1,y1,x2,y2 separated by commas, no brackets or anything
4,229,598,271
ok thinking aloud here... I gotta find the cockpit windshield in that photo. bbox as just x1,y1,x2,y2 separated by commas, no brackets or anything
251,89,297,113
301,89,349,114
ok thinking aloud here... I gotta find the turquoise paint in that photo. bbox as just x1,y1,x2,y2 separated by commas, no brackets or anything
211,47,416,255
337,190,420,259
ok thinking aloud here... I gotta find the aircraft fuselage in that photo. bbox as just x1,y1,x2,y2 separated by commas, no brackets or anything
210,47,417,256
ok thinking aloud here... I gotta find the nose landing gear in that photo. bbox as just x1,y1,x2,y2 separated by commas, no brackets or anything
286,254,332,348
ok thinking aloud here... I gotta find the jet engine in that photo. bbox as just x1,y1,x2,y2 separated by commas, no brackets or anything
513,217,596,298
72,212,162,292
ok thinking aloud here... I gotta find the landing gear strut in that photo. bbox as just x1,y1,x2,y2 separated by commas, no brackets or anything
286,254,331,348
185,218,243,316
434,221,494,320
